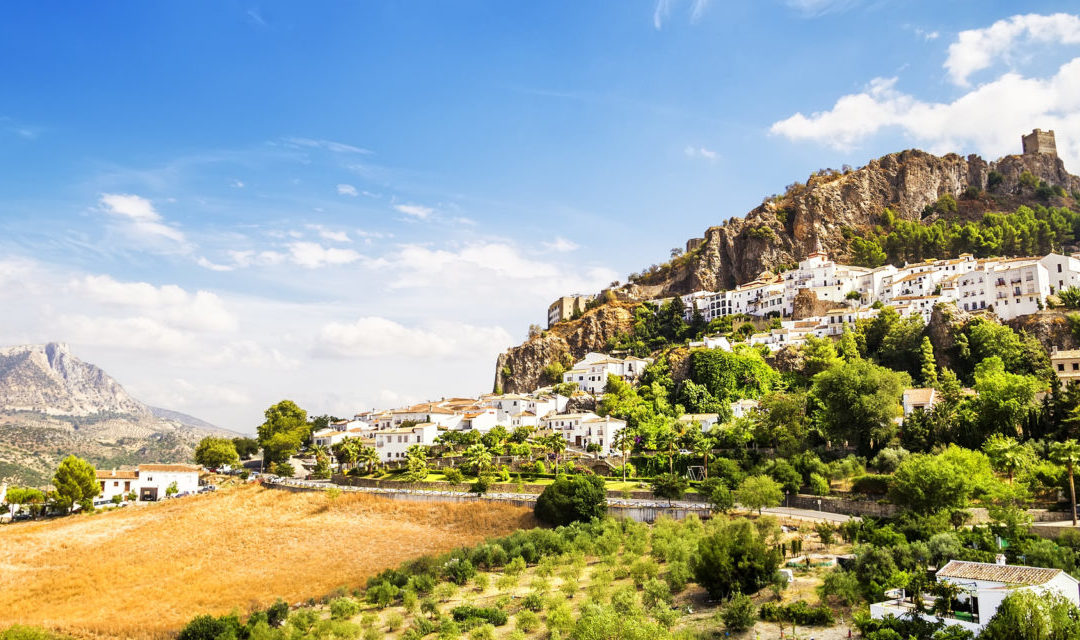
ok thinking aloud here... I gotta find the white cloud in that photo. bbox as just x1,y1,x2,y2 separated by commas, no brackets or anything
770,56,1080,167
684,145,718,160
197,256,235,272
57,315,194,354
914,28,939,41
653,0,710,29
543,237,579,253
393,203,434,219
313,317,512,359
71,274,238,332
230,179,245,188
287,242,362,268
319,229,351,243
946,13,1080,86
336,183,358,196
99,193,188,249
227,249,286,268
784,0,860,18
283,137,371,154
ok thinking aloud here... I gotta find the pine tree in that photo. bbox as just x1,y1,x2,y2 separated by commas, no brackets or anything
920,336,938,387
838,327,860,361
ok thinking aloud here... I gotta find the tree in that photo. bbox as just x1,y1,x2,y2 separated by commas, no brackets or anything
611,427,636,482
982,434,1030,484
919,336,938,387
165,481,179,498
333,439,360,471
402,446,429,483
53,455,99,513
1051,439,1080,526
692,519,781,599
980,590,1080,640
650,473,688,506
802,335,841,377
257,400,309,465
700,477,734,514
3,486,44,520
538,434,567,474
464,444,493,476
719,592,757,632
357,445,380,474
734,475,783,514
194,437,239,469
810,360,909,455
755,392,808,457
691,433,714,479
232,437,259,459
534,475,607,526
889,445,997,514
969,356,1041,440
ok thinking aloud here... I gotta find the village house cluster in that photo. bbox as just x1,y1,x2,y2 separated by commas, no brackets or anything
311,351,745,464
95,464,202,502
650,250,1080,352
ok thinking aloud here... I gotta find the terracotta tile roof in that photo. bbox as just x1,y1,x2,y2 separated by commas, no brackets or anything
137,464,201,473
937,560,1064,586
96,469,138,480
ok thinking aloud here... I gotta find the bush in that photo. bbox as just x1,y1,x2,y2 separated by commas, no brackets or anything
850,474,891,495
450,605,508,626
444,468,464,484
0,627,72,640
759,600,834,625
177,614,243,640
521,593,544,612
817,568,861,606
534,475,607,526
692,519,780,599
642,578,672,609
665,560,691,593
650,473,689,502
515,610,540,633
330,597,361,620
266,599,289,627
444,558,477,585
386,612,405,631
719,592,757,632
808,473,830,496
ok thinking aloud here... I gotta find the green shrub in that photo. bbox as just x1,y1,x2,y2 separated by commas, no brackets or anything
850,474,891,495
330,596,361,620
534,475,607,526
808,473,830,496
759,600,834,625
521,593,544,612
719,592,756,632
444,467,464,484
450,605,508,627
177,614,243,640
692,519,780,599
665,560,691,593
515,610,540,632
642,578,672,609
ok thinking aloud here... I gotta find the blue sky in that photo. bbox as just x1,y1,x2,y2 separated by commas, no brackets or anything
2,1,1079,430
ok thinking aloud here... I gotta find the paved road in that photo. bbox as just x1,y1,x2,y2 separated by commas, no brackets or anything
266,477,859,523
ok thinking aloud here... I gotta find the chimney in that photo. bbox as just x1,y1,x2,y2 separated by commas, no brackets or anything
995,554,1006,566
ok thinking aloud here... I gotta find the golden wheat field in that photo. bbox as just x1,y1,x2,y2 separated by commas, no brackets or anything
0,484,537,639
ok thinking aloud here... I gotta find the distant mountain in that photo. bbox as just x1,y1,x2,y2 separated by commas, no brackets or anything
0,343,227,487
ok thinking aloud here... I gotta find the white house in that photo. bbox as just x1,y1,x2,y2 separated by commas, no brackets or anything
871,559,1080,634
688,335,732,351
96,464,201,502
561,353,653,394
730,399,760,419
678,413,721,430
902,388,937,417
374,422,439,462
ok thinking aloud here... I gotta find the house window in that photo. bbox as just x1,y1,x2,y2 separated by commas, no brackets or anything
1059,364,1066,372
1073,363,1079,371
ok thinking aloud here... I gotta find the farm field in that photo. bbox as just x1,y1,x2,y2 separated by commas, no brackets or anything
0,483,537,639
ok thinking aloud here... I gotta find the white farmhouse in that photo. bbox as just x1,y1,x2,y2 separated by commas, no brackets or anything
96,464,201,502
561,353,652,395
871,559,1080,634
374,422,439,463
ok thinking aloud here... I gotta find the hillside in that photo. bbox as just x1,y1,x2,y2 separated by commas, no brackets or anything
0,484,536,639
495,147,1080,392
0,343,227,486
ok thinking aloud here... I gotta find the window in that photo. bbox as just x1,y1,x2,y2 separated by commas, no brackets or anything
1073,363,1079,371
1059,264,1063,273
1059,364,1066,372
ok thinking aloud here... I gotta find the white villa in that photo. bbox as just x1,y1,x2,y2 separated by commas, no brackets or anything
539,412,627,455
374,422,439,463
871,559,1080,634
562,352,653,395
96,464,201,502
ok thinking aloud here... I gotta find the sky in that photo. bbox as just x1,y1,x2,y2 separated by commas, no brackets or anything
2,1,1080,432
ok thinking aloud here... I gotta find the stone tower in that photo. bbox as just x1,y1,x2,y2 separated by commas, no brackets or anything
1022,128,1057,157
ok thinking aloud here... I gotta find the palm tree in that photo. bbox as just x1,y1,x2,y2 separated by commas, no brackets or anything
656,427,679,474
540,434,567,474
1051,439,1080,526
333,439,360,472
692,429,713,480
406,444,428,462
357,445,380,474
983,434,1025,484
612,428,636,482
464,443,493,476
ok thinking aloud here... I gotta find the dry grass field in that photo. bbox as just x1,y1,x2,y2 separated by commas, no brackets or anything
0,484,537,639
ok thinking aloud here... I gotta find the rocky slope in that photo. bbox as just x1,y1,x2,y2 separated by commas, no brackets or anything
0,343,227,486
626,150,1080,298
494,303,636,394
495,148,1080,390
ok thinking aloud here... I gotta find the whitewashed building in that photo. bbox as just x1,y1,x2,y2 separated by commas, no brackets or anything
871,559,1080,634
374,423,439,462
562,353,652,394
96,464,201,502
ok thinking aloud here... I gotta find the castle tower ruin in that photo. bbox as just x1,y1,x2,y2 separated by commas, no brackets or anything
1022,128,1057,157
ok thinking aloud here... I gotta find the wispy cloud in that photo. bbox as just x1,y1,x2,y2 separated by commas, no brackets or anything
99,193,189,251
393,203,434,220
543,237,579,253
336,183,359,196
283,137,372,154
784,0,861,18
653,0,711,29
684,145,718,160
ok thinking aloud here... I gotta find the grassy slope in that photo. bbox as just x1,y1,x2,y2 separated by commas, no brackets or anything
0,484,536,639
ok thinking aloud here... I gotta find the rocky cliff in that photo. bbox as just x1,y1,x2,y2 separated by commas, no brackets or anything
496,148,1080,393
625,150,1080,298
494,304,636,394
0,343,227,486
